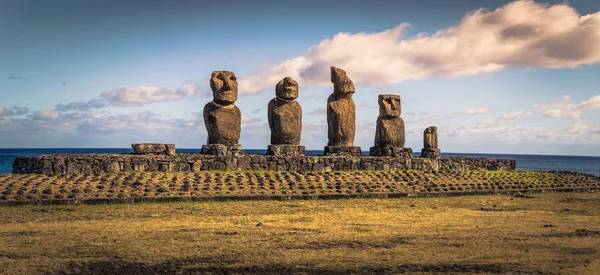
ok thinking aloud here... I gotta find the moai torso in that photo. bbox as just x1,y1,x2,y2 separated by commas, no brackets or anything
203,71,241,145
424,126,438,149
268,77,302,145
375,117,405,148
374,94,405,148
327,67,356,146
203,102,241,144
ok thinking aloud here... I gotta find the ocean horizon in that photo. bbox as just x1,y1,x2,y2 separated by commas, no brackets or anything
1,148,599,176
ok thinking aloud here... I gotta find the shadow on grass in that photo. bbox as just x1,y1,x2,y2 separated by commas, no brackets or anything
56,259,525,274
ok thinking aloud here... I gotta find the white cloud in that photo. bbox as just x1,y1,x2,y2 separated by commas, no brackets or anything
568,119,600,134
11,106,29,116
0,107,13,116
478,110,532,125
55,99,108,112
33,110,61,121
100,84,200,106
417,107,491,121
239,0,600,94
534,94,600,119
462,107,491,115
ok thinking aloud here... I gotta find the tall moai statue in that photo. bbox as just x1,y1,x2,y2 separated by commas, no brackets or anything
420,126,441,158
201,71,243,156
267,77,305,157
324,66,362,156
369,94,412,158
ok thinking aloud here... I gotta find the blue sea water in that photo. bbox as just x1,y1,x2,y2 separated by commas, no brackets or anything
0,148,599,176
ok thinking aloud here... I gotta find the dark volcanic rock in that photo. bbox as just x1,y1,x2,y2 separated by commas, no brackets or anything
203,71,241,145
370,147,412,158
268,77,302,145
267,145,305,157
201,144,243,156
327,67,356,147
13,154,515,176
131,143,175,155
323,146,362,156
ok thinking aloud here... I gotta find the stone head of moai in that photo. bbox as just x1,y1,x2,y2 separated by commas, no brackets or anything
424,126,438,149
210,71,238,105
275,77,299,100
378,94,401,118
331,66,355,94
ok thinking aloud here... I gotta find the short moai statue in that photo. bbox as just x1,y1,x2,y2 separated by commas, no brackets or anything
324,66,362,156
267,77,305,157
369,94,412,158
420,126,441,158
201,71,243,156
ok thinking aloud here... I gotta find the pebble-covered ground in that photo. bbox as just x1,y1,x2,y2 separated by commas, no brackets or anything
1,170,599,204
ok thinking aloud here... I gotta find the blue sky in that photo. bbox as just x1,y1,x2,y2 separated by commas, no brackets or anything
0,0,599,155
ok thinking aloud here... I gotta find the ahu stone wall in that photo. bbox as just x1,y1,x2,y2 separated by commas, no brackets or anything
13,154,516,176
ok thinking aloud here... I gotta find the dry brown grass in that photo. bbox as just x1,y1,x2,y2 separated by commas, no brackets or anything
0,170,598,204
1,191,599,274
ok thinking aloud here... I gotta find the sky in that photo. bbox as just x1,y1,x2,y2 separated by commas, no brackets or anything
0,0,599,156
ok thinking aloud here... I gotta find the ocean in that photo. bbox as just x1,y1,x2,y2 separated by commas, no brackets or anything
1,148,599,176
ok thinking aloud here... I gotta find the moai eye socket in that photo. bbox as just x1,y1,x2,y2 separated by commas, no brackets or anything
217,75,224,81
230,76,237,81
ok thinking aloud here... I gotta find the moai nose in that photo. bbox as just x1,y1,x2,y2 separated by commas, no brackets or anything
223,80,231,90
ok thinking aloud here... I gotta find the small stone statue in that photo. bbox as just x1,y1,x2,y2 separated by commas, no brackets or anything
369,94,412,158
420,126,441,158
325,66,361,156
201,71,243,156
267,77,305,157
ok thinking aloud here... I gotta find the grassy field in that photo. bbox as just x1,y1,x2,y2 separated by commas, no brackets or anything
1,191,600,274
1,170,599,205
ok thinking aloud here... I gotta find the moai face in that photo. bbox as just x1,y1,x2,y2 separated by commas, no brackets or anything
276,77,299,100
378,94,401,117
331,66,355,94
210,71,238,105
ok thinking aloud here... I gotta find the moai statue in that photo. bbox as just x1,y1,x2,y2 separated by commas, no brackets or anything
201,71,243,156
324,66,362,156
369,94,412,158
420,126,441,158
267,77,305,157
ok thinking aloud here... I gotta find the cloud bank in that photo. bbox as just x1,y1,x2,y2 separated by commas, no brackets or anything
100,84,200,106
239,0,600,94
534,94,600,119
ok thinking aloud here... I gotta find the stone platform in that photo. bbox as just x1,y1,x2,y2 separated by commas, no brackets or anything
12,153,516,176
323,146,362,156
267,145,305,157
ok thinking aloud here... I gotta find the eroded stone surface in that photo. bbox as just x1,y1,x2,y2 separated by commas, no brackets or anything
324,146,362,156
424,126,438,150
268,77,302,145
327,67,356,147
371,94,406,156
13,154,516,175
200,144,243,156
421,126,440,158
204,71,241,145
131,143,175,155
421,149,441,159
370,147,412,158
267,145,305,157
